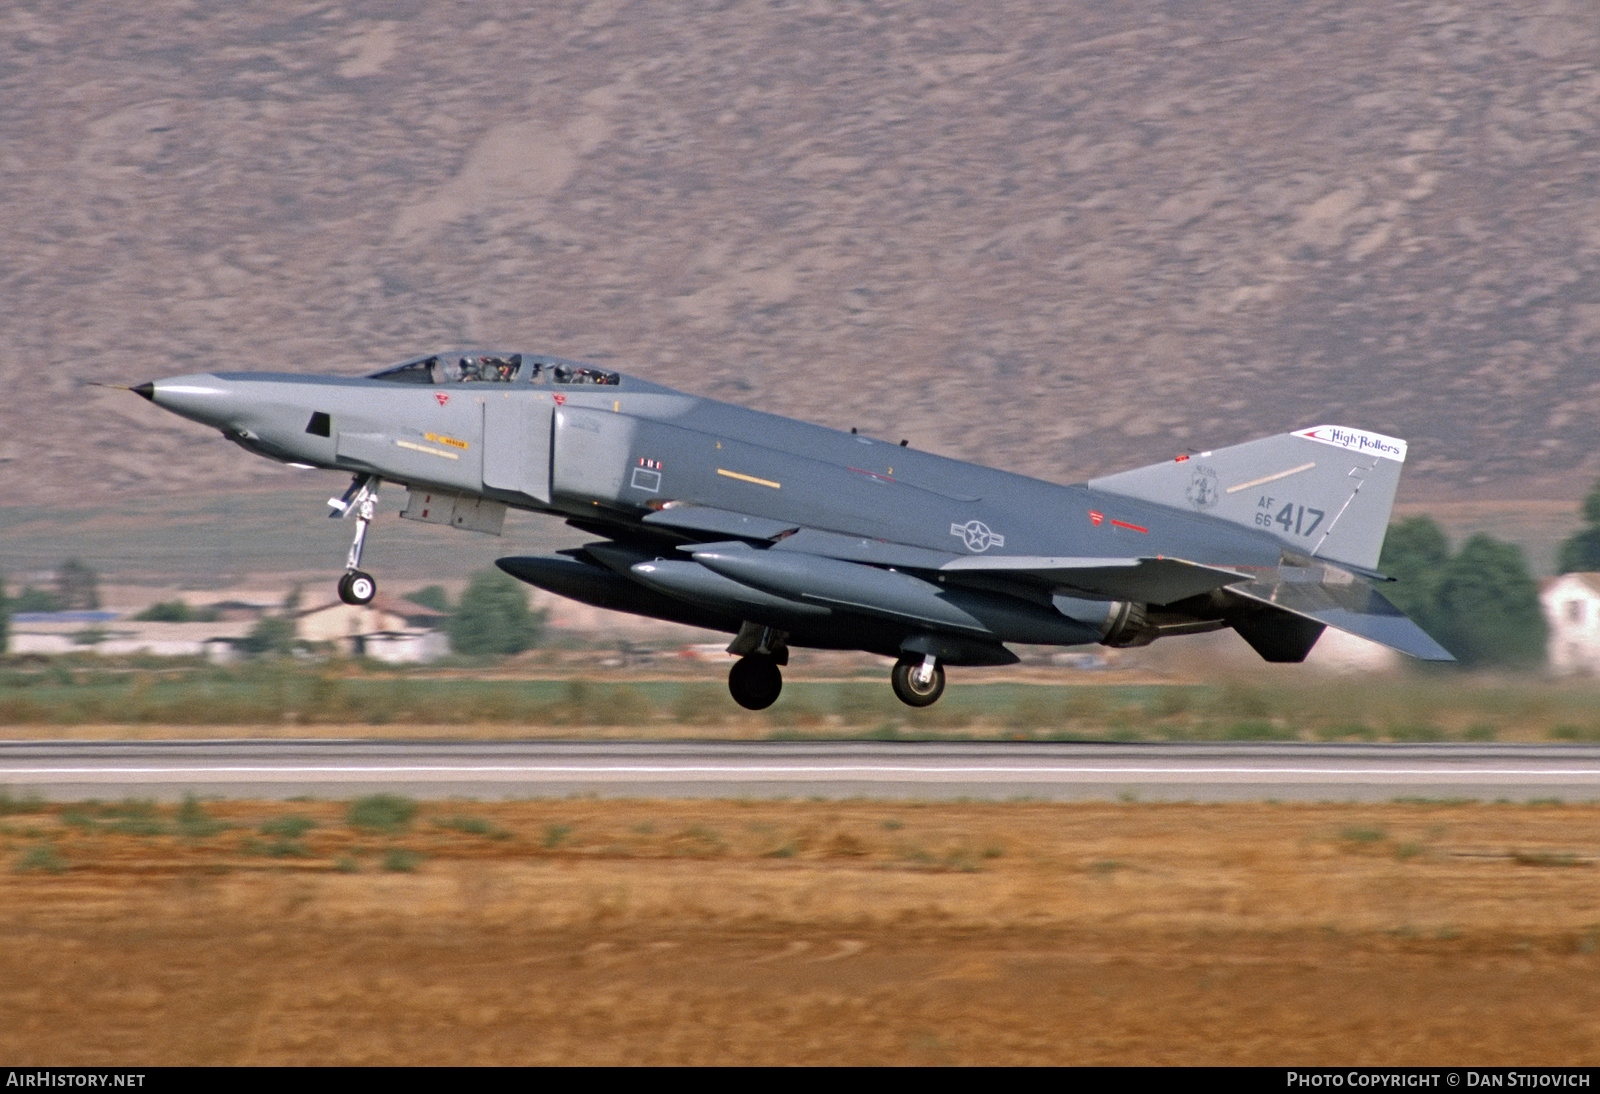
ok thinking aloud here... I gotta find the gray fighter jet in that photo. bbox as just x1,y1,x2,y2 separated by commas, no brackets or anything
134,349,1452,708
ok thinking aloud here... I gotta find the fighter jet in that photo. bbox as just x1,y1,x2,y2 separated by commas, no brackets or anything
133,349,1452,708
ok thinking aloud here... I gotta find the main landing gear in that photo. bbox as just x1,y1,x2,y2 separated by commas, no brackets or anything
891,654,945,707
728,654,783,710
329,473,379,605
726,623,787,710
720,622,950,711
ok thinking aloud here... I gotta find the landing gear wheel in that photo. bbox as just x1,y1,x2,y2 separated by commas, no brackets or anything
891,657,945,707
728,655,783,710
338,570,376,606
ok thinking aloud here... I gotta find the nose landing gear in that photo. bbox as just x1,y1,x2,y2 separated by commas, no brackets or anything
891,654,945,707
329,473,380,605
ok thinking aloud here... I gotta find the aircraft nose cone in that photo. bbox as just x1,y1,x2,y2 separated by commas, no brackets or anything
137,374,246,430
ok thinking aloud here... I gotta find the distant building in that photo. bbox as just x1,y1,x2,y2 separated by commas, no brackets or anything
6,616,254,659
294,596,448,663
1541,573,1600,675
1305,628,1402,673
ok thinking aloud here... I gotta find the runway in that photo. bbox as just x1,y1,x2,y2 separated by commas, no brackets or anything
5,740,1600,802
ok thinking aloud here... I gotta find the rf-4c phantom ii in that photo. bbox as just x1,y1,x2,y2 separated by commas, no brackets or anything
133,350,1452,709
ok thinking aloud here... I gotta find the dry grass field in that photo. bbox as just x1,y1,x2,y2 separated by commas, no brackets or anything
4,796,1600,1064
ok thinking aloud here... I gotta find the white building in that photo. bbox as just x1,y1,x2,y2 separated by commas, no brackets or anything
6,614,253,660
1542,573,1600,675
294,596,449,663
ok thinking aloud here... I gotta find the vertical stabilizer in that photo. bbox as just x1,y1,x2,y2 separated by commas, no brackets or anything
1089,425,1407,572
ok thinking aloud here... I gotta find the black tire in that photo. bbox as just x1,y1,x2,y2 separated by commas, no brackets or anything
338,570,376,606
728,655,783,710
891,658,945,707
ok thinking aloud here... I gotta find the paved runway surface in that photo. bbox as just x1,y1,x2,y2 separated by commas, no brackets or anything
5,740,1600,802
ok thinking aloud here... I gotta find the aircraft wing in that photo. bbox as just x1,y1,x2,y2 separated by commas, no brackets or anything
642,504,798,541
939,555,1254,605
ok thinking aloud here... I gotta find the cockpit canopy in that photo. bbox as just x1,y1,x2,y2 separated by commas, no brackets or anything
367,351,620,387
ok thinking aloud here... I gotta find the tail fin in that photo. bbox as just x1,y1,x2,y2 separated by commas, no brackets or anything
1089,425,1406,572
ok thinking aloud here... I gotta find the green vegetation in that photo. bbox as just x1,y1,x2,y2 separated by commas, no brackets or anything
260,815,317,838
174,796,230,837
382,848,422,872
1340,826,1388,844
0,660,1596,739
434,814,511,839
133,599,220,623
238,615,296,658
346,794,416,833
448,569,547,656
1380,517,1547,668
1558,479,1600,574
404,585,452,613
56,559,101,611
15,842,66,874
0,568,9,655
0,789,45,816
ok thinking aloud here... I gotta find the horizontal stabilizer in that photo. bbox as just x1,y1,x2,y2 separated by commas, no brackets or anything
940,555,1251,605
1229,574,1455,661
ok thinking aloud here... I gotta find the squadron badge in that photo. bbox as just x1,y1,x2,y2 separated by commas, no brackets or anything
1185,464,1220,510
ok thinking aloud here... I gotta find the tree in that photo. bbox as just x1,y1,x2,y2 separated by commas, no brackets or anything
135,599,196,622
1557,479,1600,573
1382,519,1546,669
1432,534,1547,669
404,585,452,613
448,570,546,656
12,587,63,613
1379,516,1450,633
239,615,296,657
55,558,99,611
0,569,9,655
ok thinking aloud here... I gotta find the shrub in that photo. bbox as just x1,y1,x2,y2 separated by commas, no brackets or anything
346,794,416,832
382,849,421,872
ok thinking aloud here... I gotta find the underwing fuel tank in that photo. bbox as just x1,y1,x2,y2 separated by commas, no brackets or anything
689,547,1101,646
629,558,835,621
495,556,742,633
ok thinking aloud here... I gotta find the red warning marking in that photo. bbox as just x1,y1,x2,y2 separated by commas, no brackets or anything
1089,511,1104,526
848,466,896,482
1110,519,1149,534
553,394,567,405
1174,454,1189,462
434,393,450,406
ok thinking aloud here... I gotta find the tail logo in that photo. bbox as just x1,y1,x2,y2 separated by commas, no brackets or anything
1297,425,1407,462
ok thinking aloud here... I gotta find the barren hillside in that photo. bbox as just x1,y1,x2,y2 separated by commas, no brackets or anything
2,1,1597,505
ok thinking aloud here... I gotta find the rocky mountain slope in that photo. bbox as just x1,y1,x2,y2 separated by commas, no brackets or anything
2,0,1597,506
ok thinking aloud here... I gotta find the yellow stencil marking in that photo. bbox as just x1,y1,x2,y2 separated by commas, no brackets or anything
717,468,781,490
424,432,470,450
